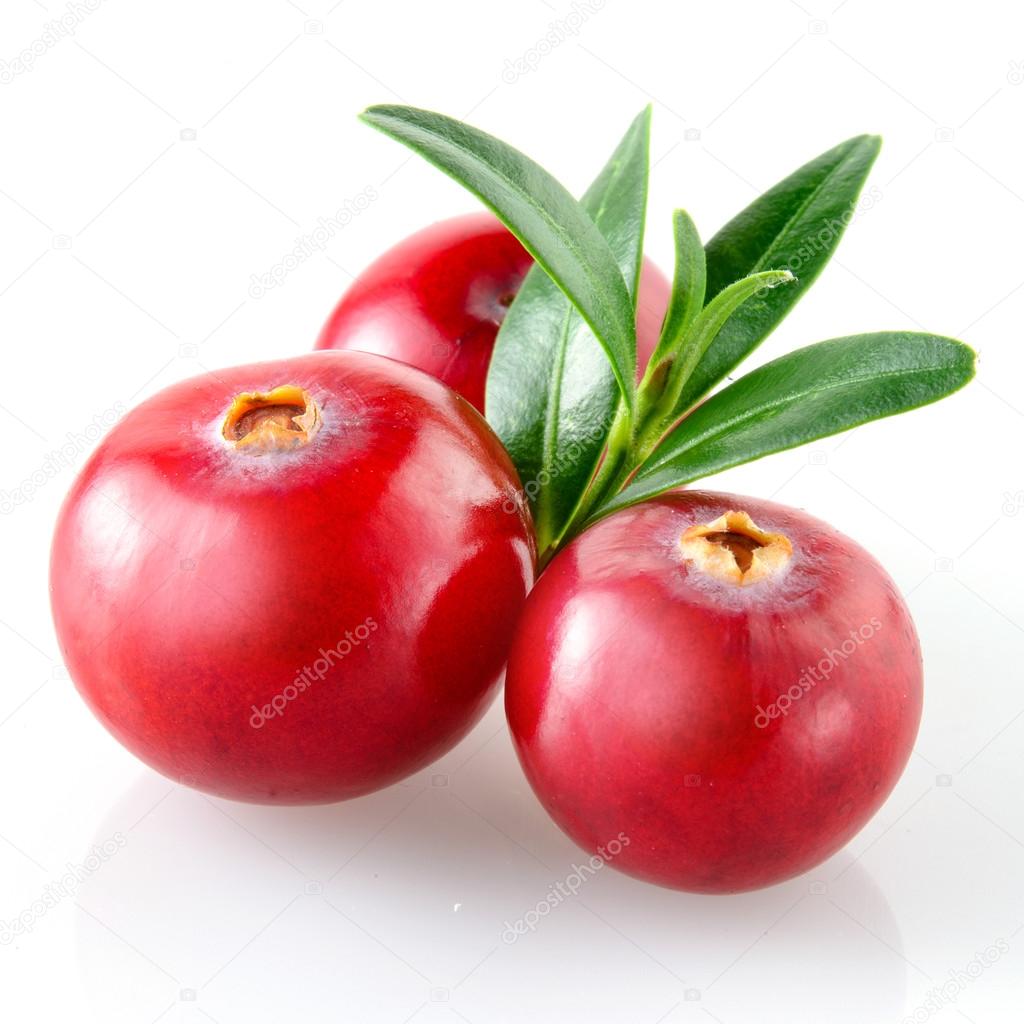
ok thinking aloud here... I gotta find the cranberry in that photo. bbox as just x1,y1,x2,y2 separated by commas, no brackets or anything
315,213,671,410
505,490,922,892
51,351,534,803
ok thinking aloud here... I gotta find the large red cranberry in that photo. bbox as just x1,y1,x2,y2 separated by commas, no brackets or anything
51,351,534,804
315,213,671,410
505,490,922,892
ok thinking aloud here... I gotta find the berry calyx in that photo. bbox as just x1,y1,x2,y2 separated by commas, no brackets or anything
679,509,793,586
221,385,322,454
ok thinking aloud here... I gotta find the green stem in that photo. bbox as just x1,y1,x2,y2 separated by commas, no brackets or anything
541,403,632,565
631,269,796,468
543,271,796,563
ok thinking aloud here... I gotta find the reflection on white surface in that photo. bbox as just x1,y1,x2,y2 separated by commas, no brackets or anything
72,700,909,1024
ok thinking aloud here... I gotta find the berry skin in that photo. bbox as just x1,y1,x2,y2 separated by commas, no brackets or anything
505,490,922,893
51,351,534,804
315,213,671,411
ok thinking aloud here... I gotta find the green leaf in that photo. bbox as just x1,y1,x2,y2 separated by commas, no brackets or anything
636,269,794,454
575,106,651,300
486,107,651,553
360,104,638,405
645,210,706,373
673,134,882,416
593,332,975,518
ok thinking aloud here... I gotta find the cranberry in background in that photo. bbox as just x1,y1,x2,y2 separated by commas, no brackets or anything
316,213,671,411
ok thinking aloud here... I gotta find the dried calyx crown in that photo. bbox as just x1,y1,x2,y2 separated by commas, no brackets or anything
222,385,321,454
679,510,792,586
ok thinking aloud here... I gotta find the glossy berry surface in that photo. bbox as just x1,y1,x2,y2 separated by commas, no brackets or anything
505,490,922,893
315,212,671,410
51,351,534,804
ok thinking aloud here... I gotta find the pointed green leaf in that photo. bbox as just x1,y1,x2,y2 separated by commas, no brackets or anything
645,209,706,372
673,134,882,415
485,108,651,552
594,332,975,518
637,269,794,451
360,104,638,405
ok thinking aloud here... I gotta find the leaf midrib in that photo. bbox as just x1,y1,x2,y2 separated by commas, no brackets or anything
534,306,576,543
745,143,861,278
585,138,647,298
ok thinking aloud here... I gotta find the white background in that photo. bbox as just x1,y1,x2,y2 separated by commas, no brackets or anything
1,0,1022,1021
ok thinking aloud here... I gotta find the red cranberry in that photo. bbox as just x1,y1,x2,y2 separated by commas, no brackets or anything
315,213,671,410
505,490,922,892
51,351,534,804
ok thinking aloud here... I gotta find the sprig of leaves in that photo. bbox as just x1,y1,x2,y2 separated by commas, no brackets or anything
361,106,975,567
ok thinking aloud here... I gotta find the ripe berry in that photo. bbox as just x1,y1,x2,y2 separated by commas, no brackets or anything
51,351,534,803
505,490,922,892
315,213,671,410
